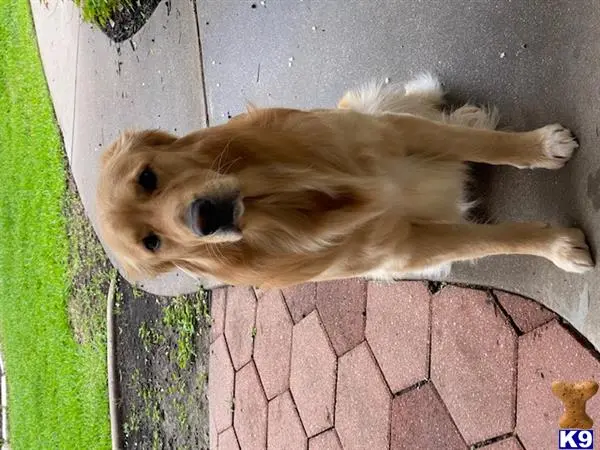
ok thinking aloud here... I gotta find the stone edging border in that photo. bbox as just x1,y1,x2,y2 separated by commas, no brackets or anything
106,273,122,450
0,350,8,449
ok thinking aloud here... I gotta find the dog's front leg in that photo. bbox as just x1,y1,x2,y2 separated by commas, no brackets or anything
387,115,579,169
398,222,593,274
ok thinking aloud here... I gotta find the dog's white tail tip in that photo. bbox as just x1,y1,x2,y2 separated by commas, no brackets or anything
404,72,442,96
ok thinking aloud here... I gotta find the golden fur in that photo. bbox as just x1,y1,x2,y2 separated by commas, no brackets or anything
96,74,594,287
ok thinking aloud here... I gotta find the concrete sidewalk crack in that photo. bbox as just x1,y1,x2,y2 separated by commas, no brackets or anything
191,0,210,128
70,18,81,161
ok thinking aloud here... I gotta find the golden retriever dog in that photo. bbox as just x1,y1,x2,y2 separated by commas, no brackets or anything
96,73,594,288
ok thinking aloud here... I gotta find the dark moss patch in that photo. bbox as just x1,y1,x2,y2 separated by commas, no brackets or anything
99,0,162,43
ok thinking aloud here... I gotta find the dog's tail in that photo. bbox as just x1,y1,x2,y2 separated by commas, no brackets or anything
337,72,444,116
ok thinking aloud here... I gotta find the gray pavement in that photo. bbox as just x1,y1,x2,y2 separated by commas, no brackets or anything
32,0,600,347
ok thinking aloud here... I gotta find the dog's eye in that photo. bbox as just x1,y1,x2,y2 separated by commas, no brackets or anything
142,233,161,252
138,167,157,192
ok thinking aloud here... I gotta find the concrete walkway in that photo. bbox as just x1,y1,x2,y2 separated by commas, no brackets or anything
29,1,600,447
31,0,600,349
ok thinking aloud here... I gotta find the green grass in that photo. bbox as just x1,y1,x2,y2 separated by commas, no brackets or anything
0,1,111,448
73,0,130,26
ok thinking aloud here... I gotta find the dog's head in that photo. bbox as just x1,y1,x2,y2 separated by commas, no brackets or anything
96,127,248,278
96,108,366,285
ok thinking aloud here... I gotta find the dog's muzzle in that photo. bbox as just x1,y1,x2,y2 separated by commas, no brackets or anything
186,196,242,237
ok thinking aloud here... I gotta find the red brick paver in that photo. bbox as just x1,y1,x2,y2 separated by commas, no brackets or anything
209,336,234,434
495,291,556,333
481,436,524,449
517,320,600,450
390,382,466,450
336,342,391,450
254,290,293,399
316,279,366,356
267,391,307,450
218,427,240,450
282,282,318,324
208,280,600,449
431,287,517,445
366,281,430,393
210,419,217,450
290,311,337,437
210,288,227,342
308,429,343,450
234,362,267,450
225,287,257,370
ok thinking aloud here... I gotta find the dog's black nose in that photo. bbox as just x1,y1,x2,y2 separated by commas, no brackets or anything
190,198,235,236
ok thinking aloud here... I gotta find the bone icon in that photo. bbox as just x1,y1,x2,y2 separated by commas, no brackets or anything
552,380,599,429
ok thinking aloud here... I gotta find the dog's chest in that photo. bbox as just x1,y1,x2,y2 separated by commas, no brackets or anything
381,156,469,223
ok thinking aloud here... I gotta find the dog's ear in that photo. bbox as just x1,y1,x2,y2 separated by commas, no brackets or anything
101,130,136,167
245,107,303,128
246,102,258,114
228,106,303,127
117,253,176,281
224,104,256,124
135,129,178,148
102,129,177,166
175,261,208,281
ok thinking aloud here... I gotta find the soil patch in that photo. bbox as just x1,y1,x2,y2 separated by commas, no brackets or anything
115,279,211,449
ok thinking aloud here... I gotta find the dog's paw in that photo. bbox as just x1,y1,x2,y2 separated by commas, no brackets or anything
549,228,594,273
535,124,579,169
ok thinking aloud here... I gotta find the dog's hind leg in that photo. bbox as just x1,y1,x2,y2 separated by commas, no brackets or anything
386,114,578,169
398,222,594,274
445,104,500,130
